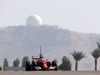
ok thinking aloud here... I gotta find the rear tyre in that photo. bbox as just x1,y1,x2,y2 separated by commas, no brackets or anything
26,61,31,71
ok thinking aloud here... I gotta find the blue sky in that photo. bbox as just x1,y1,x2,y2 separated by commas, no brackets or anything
0,0,100,33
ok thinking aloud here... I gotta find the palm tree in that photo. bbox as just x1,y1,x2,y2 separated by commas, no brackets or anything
71,51,85,71
91,49,100,71
97,41,100,49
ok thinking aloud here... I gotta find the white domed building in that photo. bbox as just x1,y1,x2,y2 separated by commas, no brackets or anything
26,14,43,26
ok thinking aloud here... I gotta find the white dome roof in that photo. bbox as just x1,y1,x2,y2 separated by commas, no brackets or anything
26,14,43,26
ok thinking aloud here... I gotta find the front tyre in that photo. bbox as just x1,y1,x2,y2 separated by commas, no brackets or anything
31,61,36,71
26,61,31,71
52,61,57,71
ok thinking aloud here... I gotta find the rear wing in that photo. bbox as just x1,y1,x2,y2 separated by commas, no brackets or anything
32,56,39,61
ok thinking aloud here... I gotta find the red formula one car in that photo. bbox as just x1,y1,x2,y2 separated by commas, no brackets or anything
25,48,57,71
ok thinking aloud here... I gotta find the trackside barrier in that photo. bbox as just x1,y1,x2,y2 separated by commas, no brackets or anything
3,66,25,71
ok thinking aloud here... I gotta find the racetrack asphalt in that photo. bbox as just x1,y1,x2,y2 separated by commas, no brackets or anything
0,71,100,75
